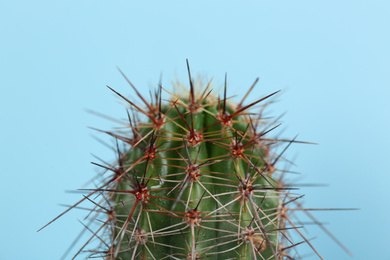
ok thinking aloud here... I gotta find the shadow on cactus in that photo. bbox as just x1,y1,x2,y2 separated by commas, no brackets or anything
38,60,354,259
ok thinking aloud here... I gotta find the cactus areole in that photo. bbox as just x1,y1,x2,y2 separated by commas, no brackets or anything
39,61,353,259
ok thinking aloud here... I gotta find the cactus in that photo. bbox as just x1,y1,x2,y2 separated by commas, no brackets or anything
39,61,352,259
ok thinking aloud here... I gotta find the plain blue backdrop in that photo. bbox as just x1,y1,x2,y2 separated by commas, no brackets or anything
1,1,389,259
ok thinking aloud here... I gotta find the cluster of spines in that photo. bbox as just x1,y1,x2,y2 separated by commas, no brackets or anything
38,61,354,260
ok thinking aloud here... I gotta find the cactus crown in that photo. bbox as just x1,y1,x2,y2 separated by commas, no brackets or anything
39,61,353,260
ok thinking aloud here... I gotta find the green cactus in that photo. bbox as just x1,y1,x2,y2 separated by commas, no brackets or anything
39,61,353,259
104,71,282,260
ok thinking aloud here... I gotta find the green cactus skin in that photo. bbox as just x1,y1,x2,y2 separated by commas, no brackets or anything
38,62,354,260
100,70,285,260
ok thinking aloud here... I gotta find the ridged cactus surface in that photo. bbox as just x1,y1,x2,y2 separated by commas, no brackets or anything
39,62,353,260
107,74,282,260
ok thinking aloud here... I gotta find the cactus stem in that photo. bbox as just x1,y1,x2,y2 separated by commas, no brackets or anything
37,63,355,259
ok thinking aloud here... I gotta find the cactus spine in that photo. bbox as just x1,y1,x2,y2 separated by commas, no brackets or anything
39,61,352,259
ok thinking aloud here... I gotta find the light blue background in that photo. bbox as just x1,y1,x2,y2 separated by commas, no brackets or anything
1,1,389,259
